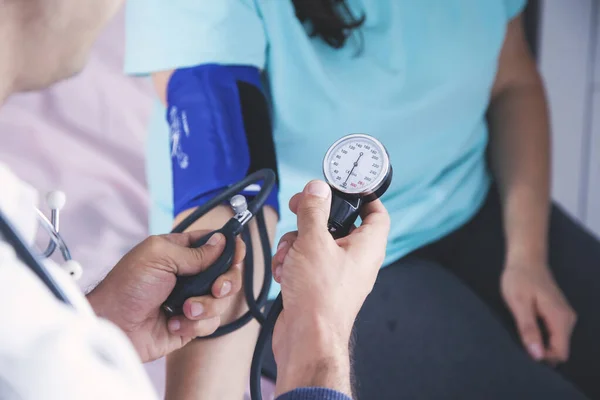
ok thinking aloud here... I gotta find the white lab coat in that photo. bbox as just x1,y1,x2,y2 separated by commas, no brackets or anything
0,164,158,400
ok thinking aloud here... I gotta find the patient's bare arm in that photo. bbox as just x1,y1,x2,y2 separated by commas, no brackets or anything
152,69,279,400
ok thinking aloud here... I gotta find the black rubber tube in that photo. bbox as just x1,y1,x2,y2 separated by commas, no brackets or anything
253,209,273,318
172,169,276,234
242,225,266,324
250,293,283,400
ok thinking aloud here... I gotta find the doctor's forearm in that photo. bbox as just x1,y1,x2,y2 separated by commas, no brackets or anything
488,81,551,265
275,325,352,397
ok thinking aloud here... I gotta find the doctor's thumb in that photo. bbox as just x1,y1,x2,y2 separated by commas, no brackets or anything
296,180,332,238
173,233,226,276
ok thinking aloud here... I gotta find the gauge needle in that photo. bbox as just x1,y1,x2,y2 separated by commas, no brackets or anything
344,152,364,186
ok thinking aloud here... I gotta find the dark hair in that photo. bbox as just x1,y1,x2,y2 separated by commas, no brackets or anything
292,0,365,49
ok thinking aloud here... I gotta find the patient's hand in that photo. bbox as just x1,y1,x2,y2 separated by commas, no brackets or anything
501,261,576,365
87,231,244,362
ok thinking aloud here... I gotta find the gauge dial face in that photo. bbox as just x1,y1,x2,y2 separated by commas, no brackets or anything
323,134,390,195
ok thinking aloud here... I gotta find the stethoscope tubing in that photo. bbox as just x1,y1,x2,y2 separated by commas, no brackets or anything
0,209,72,305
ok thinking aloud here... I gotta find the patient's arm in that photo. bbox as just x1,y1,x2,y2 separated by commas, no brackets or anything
167,205,277,400
153,69,279,400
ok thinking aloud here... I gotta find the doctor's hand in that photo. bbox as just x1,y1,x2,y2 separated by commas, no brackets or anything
271,180,390,396
87,231,244,363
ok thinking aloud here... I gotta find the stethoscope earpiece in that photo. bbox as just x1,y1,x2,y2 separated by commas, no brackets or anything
46,190,66,211
61,260,83,281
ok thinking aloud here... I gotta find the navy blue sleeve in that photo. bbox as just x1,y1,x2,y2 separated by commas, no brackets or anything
276,388,352,400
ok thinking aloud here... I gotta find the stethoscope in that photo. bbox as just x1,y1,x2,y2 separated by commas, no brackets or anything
35,190,83,280
0,190,79,306
1,133,392,400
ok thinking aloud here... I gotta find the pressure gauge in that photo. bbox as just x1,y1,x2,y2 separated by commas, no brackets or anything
323,133,392,238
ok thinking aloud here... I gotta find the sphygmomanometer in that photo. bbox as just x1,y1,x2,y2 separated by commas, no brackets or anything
155,62,395,398
3,61,393,400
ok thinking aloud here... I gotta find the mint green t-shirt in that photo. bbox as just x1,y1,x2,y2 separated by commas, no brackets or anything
125,0,526,297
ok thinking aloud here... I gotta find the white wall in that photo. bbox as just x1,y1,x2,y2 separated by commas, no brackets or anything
585,2,600,235
538,0,599,237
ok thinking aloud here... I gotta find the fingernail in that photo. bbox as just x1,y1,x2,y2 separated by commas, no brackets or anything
274,266,283,281
277,241,288,252
191,302,204,317
307,181,330,198
168,319,181,332
528,343,544,360
220,281,232,296
207,234,223,246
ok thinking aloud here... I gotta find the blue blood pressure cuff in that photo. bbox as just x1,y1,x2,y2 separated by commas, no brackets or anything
166,64,279,217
